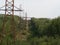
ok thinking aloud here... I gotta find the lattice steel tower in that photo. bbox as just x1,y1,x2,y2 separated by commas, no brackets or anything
3,0,15,32
0,0,23,44
2,0,16,44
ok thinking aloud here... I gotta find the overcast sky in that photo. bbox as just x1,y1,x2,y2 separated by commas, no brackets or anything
0,0,60,18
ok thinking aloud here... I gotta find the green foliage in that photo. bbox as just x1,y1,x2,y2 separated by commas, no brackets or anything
0,14,60,45
30,18,50,37
46,17,60,37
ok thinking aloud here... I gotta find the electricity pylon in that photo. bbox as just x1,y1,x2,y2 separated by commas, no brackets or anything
0,0,23,45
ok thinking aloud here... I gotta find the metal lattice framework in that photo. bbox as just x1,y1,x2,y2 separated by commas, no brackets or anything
0,0,23,31
0,0,32,42
5,0,14,15
3,0,16,45
1,0,16,36
0,0,23,44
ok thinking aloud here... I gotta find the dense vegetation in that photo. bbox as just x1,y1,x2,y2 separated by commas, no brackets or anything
0,14,60,45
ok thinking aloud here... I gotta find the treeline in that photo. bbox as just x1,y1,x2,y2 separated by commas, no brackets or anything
27,17,60,45
0,14,60,45
29,17,60,38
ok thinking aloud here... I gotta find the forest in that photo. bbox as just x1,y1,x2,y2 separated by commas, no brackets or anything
0,14,60,45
